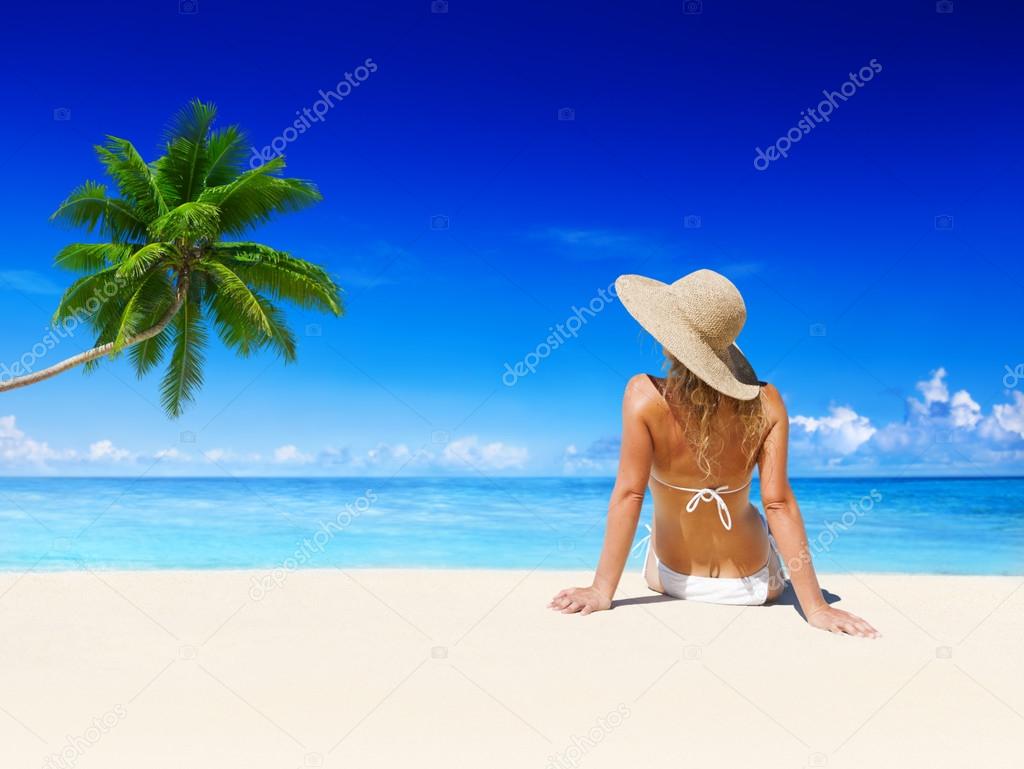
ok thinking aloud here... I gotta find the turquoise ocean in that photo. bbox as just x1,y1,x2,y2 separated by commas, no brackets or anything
0,477,1021,574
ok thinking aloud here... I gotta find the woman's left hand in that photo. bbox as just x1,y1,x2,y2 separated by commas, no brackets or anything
548,586,612,615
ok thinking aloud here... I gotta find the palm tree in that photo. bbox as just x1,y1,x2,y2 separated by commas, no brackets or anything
0,100,342,417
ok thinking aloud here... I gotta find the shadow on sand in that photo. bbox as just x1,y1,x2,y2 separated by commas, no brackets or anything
612,583,842,620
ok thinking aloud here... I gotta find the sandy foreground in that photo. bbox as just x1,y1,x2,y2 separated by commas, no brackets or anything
0,568,1021,768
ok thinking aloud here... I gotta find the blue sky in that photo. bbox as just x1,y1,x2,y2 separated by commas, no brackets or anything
0,0,1021,476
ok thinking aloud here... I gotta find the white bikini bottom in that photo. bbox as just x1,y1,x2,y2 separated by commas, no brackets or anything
657,558,773,606
641,524,785,606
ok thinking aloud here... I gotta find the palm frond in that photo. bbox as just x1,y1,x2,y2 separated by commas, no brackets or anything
115,242,175,280
199,158,321,235
112,269,175,350
204,125,249,187
95,136,168,219
198,260,296,360
160,297,207,418
52,265,126,324
210,243,342,315
128,273,176,377
204,285,266,357
155,99,218,206
149,202,220,242
54,243,135,272
50,181,149,242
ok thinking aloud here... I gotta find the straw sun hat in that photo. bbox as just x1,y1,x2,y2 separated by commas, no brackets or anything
615,269,762,400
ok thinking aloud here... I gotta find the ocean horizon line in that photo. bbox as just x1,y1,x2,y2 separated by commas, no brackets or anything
1,474,1022,482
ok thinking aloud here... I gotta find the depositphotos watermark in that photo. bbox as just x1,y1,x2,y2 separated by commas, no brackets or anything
753,58,882,171
1003,364,1023,389
1,273,126,385
782,489,882,583
41,704,127,769
248,489,377,601
502,281,617,387
544,704,631,769
249,57,378,169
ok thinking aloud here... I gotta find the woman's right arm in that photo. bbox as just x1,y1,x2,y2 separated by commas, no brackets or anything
758,385,880,638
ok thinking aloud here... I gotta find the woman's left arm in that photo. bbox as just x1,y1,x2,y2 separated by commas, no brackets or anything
549,375,654,614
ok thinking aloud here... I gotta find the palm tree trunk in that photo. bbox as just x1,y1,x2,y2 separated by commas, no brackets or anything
0,280,188,393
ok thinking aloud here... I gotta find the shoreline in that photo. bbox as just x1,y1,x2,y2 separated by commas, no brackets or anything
2,569,1021,767
2,566,1022,577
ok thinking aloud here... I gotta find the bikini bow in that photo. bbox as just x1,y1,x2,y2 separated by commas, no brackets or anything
684,487,734,531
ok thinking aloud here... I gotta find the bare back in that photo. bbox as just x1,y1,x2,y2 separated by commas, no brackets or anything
639,374,770,578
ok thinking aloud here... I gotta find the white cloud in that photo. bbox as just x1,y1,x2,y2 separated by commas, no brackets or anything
791,406,877,456
563,436,620,474
441,436,528,470
154,447,191,462
88,440,132,462
0,415,70,464
950,389,982,429
366,443,411,465
980,391,1024,441
0,417,529,475
273,444,314,464
916,366,949,407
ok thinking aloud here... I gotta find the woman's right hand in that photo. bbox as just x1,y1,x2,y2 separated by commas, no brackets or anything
548,586,613,615
806,605,880,638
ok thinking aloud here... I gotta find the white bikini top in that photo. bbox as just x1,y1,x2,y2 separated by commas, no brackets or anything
649,471,752,531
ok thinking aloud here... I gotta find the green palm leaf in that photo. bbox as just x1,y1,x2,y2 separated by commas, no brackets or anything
160,297,207,418
199,159,321,235
149,203,220,242
210,243,342,315
198,260,297,360
156,99,218,205
113,269,175,350
52,265,125,324
54,243,135,272
128,274,176,377
95,137,169,219
204,125,249,187
50,181,148,242
116,242,174,280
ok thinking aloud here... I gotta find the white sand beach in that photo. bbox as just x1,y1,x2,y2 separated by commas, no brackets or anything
1,568,1021,768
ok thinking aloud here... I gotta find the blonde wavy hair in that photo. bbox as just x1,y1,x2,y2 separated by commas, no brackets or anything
662,354,768,479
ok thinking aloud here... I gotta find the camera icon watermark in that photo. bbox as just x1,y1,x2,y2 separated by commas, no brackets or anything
180,430,196,444
178,644,199,661
808,752,828,767
179,0,199,14
557,537,575,553
431,646,448,659
935,0,954,13
431,0,448,13
683,645,702,660
304,752,324,767
53,107,71,121
431,214,450,230
305,323,322,337
934,214,954,230
431,429,450,445
935,645,953,659
557,107,575,121
683,214,702,229
52,537,75,553
809,323,827,337
684,0,703,15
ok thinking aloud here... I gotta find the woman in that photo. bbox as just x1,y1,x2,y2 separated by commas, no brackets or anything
549,269,879,638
